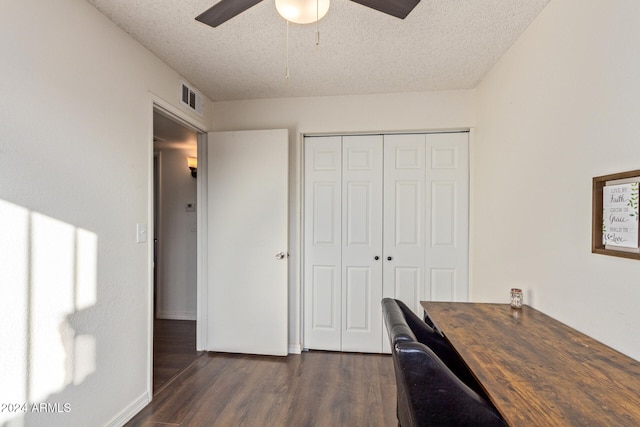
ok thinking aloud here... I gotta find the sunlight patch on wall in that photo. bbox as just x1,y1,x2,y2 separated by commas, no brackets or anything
0,199,99,423
30,212,76,402
0,200,29,423
75,229,97,311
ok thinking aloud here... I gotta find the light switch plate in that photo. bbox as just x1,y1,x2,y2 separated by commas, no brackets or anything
136,223,147,243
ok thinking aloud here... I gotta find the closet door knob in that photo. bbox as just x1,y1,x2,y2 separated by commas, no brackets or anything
374,256,380,260
387,256,393,261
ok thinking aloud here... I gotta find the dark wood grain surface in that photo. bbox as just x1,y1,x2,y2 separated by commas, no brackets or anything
421,302,640,427
128,351,396,426
153,319,201,393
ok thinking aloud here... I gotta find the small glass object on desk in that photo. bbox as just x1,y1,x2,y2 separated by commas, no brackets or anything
510,288,523,309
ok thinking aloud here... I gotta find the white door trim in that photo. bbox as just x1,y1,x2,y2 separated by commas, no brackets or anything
196,132,208,351
148,93,208,398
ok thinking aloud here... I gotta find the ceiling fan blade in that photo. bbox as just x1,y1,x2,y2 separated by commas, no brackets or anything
349,0,420,19
196,0,264,28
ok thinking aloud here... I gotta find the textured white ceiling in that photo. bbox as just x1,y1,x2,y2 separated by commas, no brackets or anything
86,0,551,102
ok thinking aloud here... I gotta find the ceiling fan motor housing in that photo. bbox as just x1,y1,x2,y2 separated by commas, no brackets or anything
196,0,421,28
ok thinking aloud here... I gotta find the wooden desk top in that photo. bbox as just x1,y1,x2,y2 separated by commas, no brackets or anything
420,302,640,427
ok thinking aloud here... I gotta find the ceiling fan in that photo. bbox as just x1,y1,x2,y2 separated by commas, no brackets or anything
196,0,421,28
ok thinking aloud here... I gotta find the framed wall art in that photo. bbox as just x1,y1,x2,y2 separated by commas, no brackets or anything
592,169,640,260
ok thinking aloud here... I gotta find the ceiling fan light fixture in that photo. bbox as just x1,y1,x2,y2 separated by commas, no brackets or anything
275,0,330,24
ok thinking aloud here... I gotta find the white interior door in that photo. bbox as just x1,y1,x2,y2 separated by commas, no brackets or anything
303,136,342,351
382,134,427,314
381,134,426,353
206,129,288,356
341,135,383,352
303,135,384,352
425,132,469,302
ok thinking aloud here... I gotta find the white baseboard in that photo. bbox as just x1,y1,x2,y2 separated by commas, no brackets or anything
288,343,302,354
105,391,150,427
156,310,197,321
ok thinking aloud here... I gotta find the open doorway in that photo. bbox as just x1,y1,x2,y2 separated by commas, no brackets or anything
152,108,202,393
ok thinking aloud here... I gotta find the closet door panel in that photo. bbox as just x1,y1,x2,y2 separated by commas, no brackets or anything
383,134,426,316
425,133,469,302
430,268,456,301
341,135,383,353
304,136,342,351
393,267,421,306
345,182,373,246
394,181,421,245
345,266,372,330
311,265,338,328
431,181,457,246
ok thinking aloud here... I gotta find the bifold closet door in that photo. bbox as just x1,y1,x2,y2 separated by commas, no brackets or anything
424,132,469,302
304,135,384,353
303,136,342,351
382,132,469,312
341,135,383,353
304,132,469,354
382,134,427,316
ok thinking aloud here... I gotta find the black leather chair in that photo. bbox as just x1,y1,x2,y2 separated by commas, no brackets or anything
382,298,507,427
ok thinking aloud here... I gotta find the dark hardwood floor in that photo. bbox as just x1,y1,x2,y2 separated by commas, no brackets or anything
129,350,397,426
153,319,201,393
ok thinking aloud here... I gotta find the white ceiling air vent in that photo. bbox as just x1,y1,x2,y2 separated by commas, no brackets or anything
180,81,203,117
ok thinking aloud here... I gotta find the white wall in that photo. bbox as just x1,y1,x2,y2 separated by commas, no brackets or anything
211,90,475,351
155,147,198,320
473,0,640,360
0,0,210,425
